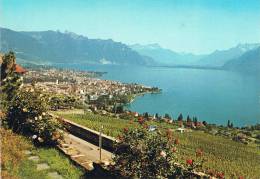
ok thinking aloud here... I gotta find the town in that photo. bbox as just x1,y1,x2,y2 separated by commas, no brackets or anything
23,67,161,112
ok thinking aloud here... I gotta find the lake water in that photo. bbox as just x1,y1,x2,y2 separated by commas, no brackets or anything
56,64,260,127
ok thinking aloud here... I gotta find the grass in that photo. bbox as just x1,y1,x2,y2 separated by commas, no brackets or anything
0,127,84,179
56,111,260,179
37,148,84,179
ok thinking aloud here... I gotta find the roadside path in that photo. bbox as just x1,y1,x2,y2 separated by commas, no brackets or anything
58,132,113,171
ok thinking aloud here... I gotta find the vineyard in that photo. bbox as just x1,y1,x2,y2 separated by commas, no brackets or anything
56,111,260,178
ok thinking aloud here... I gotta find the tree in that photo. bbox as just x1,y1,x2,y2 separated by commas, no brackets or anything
193,117,198,127
202,121,207,126
0,51,22,103
177,113,183,121
186,115,191,122
113,105,124,114
155,113,159,120
227,120,231,128
144,112,149,119
1,51,16,81
164,113,171,119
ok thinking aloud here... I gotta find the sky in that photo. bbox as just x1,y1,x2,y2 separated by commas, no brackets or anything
1,0,260,54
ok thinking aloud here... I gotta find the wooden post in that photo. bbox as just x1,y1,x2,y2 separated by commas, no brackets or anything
99,125,103,161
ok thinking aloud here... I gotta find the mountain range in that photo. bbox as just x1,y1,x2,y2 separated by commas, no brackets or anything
223,46,260,74
197,43,260,67
130,43,204,65
1,27,259,74
0,27,153,66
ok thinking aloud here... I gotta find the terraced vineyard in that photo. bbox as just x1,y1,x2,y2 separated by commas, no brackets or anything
56,111,260,178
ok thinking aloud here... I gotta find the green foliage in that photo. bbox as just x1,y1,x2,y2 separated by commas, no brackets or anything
49,94,82,110
57,111,260,178
0,51,22,104
6,87,62,145
1,51,16,80
113,128,177,179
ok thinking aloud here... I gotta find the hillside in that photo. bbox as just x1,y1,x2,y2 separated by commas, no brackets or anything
223,47,260,74
198,43,260,67
130,43,203,65
54,110,260,179
0,27,153,66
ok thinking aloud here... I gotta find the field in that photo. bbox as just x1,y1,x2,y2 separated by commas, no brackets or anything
1,128,84,179
56,111,260,179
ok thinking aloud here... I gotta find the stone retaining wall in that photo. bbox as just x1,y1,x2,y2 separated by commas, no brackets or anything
58,118,116,152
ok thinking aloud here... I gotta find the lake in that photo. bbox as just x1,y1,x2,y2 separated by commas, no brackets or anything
56,64,260,127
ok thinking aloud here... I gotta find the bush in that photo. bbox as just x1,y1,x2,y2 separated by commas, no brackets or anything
113,128,178,179
6,87,62,145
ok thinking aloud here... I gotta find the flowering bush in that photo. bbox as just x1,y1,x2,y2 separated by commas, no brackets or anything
113,128,178,179
5,87,62,145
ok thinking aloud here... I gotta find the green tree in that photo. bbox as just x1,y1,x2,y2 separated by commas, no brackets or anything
177,113,183,121
0,51,22,103
164,113,171,119
187,115,191,122
1,51,16,81
227,120,231,128
144,112,149,119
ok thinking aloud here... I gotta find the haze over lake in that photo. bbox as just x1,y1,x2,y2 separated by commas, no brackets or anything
56,64,260,127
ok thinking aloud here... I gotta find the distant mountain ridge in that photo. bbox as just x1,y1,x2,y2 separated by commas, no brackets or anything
223,47,260,74
130,43,204,65
197,43,260,67
0,27,153,65
1,27,259,73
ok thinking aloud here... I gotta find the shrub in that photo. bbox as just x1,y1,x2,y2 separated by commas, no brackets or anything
113,128,178,179
6,87,62,145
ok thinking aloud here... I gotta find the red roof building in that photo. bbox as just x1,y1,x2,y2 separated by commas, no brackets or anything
14,64,27,74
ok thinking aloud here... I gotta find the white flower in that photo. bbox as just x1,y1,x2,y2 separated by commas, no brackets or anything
42,112,46,116
32,135,37,139
34,117,38,120
38,137,44,143
39,116,42,120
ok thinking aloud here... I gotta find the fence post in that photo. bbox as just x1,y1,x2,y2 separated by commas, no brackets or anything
99,125,103,161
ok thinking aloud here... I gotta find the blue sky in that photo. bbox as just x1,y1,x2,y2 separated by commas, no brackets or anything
1,0,260,54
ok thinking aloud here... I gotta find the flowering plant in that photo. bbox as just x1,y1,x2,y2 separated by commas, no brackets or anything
5,87,62,145
113,127,178,179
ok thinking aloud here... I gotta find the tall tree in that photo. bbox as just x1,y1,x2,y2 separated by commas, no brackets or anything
177,113,183,121
0,52,22,103
1,51,16,81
